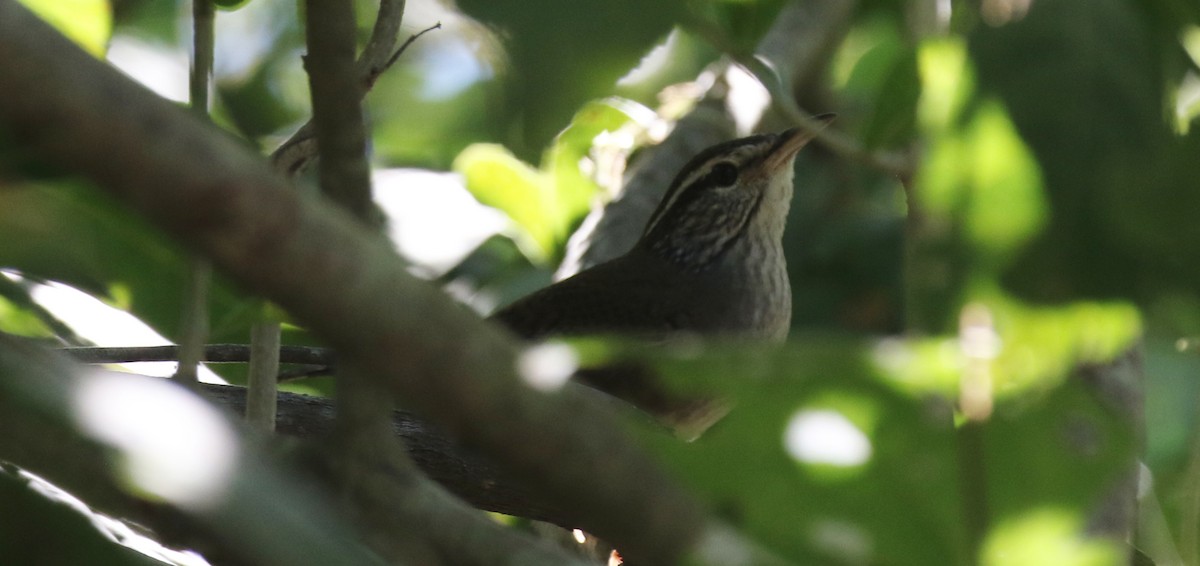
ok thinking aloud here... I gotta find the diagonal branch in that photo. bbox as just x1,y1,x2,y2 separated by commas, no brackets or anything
0,3,721,563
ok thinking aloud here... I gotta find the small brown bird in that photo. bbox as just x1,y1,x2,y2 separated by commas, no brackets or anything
491,118,832,426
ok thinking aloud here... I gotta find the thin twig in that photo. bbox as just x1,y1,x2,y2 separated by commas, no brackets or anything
736,55,915,180
246,321,281,431
270,15,440,177
174,0,216,391
372,22,442,88
61,344,335,366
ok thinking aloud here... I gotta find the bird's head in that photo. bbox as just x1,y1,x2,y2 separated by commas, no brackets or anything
638,116,833,271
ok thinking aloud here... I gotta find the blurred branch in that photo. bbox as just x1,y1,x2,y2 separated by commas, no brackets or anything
202,382,570,523
0,336,386,566
62,343,334,366
303,0,444,561
174,0,217,391
0,3,722,563
750,65,914,180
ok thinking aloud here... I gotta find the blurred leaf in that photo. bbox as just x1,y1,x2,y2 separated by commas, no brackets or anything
369,32,499,168
1143,336,1200,467
684,0,789,56
18,0,112,57
981,380,1135,566
980,508,1122,566
916,38,974,132
0,297,53,339
861,50,919,149
636,335,1134,564
0,182,271,353
911,36,1049,331
217,53,307,142
214,0,252,10
987,294,1142,397
918,102,1047,269
455,99,635,264
830,15,898,91
969,0,1200,305
547,98,638,227
642,340,962,565
455,0,684,156
454,144,557,261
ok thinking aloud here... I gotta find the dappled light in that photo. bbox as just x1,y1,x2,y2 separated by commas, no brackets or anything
959,303,999,421
784,408,872,468
980,507,1121,566
517,341,578,392
73,371,238,508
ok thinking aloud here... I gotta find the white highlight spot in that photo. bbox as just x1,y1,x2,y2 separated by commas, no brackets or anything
784,409,872,467
74,372,239,508
572,529,587,544
373,169,508,274
517,342,578,392
20,276,221,382
106,37,189,103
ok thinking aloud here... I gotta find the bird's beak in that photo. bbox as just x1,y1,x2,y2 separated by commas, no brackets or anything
764,113,836,173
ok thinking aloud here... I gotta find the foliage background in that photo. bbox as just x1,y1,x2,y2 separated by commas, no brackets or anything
2,0,1200,564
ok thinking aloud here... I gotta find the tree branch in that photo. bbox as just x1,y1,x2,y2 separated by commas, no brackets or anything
0,3,714,563
61,344,334,366
269,0,438,177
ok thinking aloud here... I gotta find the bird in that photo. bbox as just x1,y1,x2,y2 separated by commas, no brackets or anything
490,117,834,428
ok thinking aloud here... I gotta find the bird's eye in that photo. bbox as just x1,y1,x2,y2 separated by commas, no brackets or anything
709,162,738,187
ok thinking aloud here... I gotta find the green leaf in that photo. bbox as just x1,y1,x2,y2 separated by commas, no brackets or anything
685,0,789,56
18,0,112,57
860,50,919,149
455,0,684,156
641,341,963,565
455,99,635,263
454,143,557,262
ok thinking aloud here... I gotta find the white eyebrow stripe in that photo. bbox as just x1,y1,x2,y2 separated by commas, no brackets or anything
642,143,765,236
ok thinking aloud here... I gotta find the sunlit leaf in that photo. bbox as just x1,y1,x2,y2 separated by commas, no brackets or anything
455,99,635,263
18,0,112,57
916,38,973,133
981,508,1122,566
